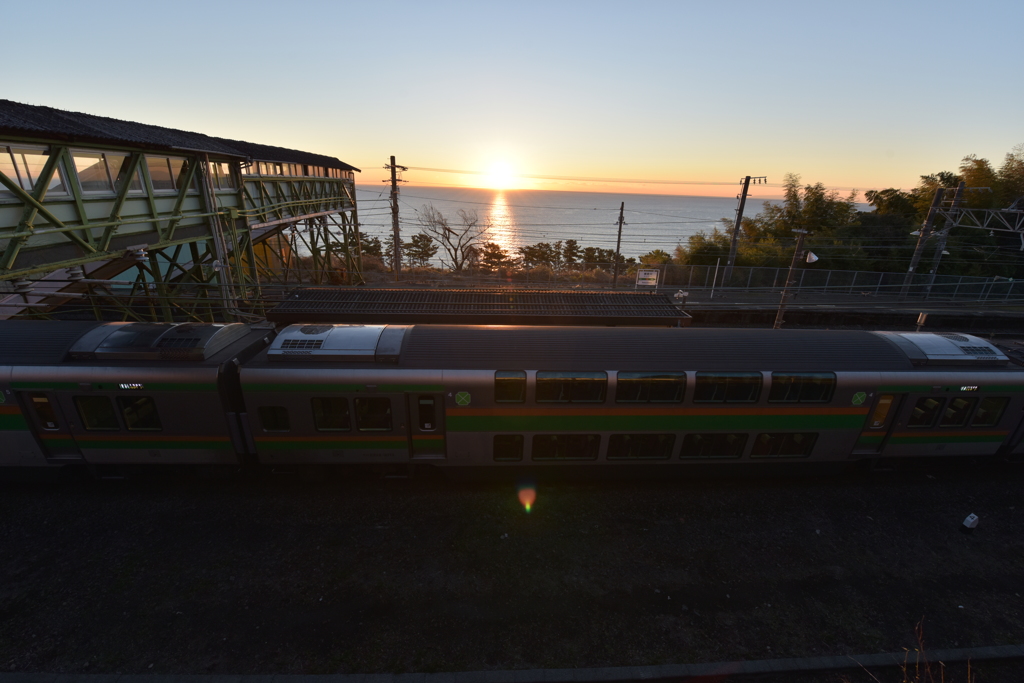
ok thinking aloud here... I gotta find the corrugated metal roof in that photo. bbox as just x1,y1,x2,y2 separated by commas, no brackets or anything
0,99,359,171
399,326,915,371
268,288,691,327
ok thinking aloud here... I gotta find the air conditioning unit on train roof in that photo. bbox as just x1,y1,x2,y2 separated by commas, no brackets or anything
267,324,410,363
891,332,1009,366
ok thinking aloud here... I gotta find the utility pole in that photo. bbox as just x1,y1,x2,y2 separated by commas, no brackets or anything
773,229,808,330
925,181,966,296
724,175,766,284
384,155,407,281
899,187,944,298
612,201,625,288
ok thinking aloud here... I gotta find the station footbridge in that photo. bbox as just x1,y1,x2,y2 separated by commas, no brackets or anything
0,100,362,321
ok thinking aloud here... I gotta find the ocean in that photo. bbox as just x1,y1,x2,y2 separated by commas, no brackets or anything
354,185,783,261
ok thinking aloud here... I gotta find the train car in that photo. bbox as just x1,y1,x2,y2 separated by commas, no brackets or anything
236,324,1024,470
0,321,272,467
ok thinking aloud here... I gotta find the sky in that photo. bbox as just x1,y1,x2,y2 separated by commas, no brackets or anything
4,0,1023,199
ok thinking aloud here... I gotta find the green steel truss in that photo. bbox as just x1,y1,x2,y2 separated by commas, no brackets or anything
0,137,362,321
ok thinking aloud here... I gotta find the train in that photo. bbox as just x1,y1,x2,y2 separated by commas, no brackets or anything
2,320,1023,472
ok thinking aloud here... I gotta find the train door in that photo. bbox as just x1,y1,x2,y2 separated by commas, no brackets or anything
18,391,82,461
852,392,905,454
407,393,446,460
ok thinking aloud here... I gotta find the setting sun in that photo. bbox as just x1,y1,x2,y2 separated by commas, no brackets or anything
482,162,516,190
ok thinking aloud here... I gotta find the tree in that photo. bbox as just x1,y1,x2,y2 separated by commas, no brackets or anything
639,249,672,265
416,204,485,272
562,239,582,269
403,232,437,267
360,235,383,258
517,242,560,269
997,144,1024,206
478,241,513,272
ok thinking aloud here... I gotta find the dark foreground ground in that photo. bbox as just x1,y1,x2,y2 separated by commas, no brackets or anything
2,461,1024,682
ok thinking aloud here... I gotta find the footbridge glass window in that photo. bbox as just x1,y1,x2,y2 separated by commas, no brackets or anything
3,146,68,195
693,373,761,403
907,397,943,428
536,372,607,403
607,434,675,460
312,398,350,431
0,147,18,199
972,397,1009,427
117,396,162,431
495,371,526,403
145,156,194,193
493,434,523,461
531,434,600,460
940,397,977,428
616,372,685,403
72,151,114,193
146,156,175,191
258,406,290,432
355,398,392,432
768,373,835,403
74,396,120,431
750,433,817,458
680,433,747,459
211,162,236,190
109,154,144,193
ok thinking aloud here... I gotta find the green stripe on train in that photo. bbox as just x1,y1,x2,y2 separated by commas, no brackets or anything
257,439,408,451
888,435,1006,445
0,414,28,430
245,383,443,393
77,440,232,450
448,413,864,433
10,382,216,392
877,385,932,393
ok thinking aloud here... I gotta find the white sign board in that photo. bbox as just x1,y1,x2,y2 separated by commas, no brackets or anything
636,269,660,287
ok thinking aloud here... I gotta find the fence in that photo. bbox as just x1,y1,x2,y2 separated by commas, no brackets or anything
358,262,1024,303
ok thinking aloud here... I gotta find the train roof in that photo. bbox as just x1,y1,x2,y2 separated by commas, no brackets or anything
0,321,269,366
253,324,1014,372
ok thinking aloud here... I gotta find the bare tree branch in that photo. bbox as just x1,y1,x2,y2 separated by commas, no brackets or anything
416,204,485,272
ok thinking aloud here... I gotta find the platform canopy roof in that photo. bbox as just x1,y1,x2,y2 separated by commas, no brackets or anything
0,99,359,171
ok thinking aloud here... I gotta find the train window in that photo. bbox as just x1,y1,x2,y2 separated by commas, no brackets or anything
493,434,523,461
768,373,835,403
907,397,944,428
680,433,747,459
418,397,436,431
74,396,120,431
535,372,607,403
750,433,817,458
495,371,526,403
869,394,895,428
355,397,392,431
972,396,1010,427
693,373,761,403
311,398,350,431
258,406,290,432
117,396,162,431
27,393,59,430
607,434,675,460
940,397,977,428
616,372,685,403
531,434,600,460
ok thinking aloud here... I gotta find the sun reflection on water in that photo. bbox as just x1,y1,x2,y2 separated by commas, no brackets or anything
484,191,518,253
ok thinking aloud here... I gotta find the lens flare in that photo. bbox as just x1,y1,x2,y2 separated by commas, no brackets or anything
517,485,537,513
